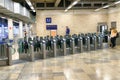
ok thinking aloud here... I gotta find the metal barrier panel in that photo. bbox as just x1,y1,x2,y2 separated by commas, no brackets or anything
78,37,83,53
87,36,90,51
63,39,66,56
8,46,12,65
0,45,5,57
98,36,103,49
42,40,46,59
0,44,12,66
94,36,97,50
53,39,57,57
71,38,75,54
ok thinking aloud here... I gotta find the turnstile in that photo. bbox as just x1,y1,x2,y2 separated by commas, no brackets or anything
18,39,34,61
55,36,64,56
0,43,13,66
96,35,103,49
88,34,97,50
82,35,90,51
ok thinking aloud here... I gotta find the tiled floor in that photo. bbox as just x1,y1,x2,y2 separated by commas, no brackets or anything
0,46,120,80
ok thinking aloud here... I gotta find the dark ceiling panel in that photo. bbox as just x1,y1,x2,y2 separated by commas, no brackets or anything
12,0,25,2
36,3,45,7
12,0,117,14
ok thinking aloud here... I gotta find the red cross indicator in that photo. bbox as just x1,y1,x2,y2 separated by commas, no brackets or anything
9,27,12,30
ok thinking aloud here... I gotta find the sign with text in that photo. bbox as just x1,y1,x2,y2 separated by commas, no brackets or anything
46,25,57,30
46,17,52,23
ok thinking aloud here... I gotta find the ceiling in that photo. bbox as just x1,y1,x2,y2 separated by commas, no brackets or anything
13,0,117,11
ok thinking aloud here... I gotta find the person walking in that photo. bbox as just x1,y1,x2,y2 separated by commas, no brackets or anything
110,28,118,48
66,26,70,35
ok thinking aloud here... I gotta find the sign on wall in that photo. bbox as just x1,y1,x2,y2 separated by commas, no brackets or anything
46,25,57,30
46,17,52,23
50,30,57,37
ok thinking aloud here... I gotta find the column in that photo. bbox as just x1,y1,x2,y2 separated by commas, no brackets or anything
8,18,13,40
29,24,33,36
19,21,23,38
25,23,28,37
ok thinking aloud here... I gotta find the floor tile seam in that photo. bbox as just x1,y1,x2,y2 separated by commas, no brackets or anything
16,62,26,80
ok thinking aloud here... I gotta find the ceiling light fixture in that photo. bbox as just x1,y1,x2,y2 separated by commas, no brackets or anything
114,0,120,4
95,0,120,12
102,5,110,8
65,9,68,12
25,0,32,6
31,6,34,10
72,1,78,6
33,10,35,12
25,0,36,12
94,8,101,11
65,0,80,12
67,5,72,9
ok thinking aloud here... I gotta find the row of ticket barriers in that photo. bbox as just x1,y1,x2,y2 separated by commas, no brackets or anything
0,41,14,66
18,33,105,61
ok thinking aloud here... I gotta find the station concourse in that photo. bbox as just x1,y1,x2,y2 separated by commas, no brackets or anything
0,0,120,80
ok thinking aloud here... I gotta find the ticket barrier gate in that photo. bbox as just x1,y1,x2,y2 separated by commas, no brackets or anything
56,37,75,56
65,36,72,55
41,37,69,59
89,35,97,51
70,37,75,54
78,36,83,53
33,37,43,59
96,35,103,49
55,36,64,56
41,37,55,59
65,36,75,55
18,40,34,61
41,39,56,59
0,43,12,66
72,35,80,53
62,38,67,56
82,36,90,51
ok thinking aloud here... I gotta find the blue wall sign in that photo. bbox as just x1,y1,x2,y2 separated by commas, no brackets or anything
46,25,57,30
46,17,52,23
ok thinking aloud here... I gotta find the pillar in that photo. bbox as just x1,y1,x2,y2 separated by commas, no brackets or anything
25,23,29,37
8,18,13,40
19,21,23,38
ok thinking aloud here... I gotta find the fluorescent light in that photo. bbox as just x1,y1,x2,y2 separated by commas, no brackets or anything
114,1,120,4
103,5,110,8
25,0,32,6
25,0,35,12
31,6,34,10
65,9,68,12
94,8,100,11
64,0,80,12
33,10,35,12
95,0,120,12
72,1,78,6
67,5,72,9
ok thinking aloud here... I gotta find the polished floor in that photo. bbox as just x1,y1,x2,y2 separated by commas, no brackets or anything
0,46,120,80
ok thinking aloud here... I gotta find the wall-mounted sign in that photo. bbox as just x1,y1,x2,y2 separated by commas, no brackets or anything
46,25,57,30
50,30,57,37
46,17,52,23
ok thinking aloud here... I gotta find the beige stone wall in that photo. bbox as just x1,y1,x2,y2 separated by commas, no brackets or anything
36,10,108,36
108,5,120,32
